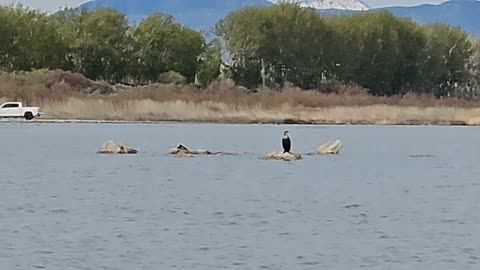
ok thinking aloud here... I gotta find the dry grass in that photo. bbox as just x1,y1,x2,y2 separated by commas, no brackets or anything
113,80,480,109
37,97,480,125
2,69,480,125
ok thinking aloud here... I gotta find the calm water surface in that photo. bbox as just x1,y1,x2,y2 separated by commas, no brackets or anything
0,123,479,270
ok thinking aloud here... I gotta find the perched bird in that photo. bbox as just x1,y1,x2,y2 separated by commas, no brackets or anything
282,130,291,153
176,144,189,151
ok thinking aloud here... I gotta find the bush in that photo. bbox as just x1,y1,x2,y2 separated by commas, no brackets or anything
157,71,187,85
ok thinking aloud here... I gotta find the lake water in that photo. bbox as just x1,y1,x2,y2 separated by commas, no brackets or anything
0,123,479,270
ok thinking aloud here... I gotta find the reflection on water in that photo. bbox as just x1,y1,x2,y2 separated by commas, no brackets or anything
0,123,479,269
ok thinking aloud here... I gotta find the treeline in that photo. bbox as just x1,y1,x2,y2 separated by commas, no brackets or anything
217,4,480,97
0,4,479,98
0,6,221,86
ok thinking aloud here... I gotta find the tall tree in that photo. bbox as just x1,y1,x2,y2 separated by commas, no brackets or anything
134,13,204,83
0,6,67,71
60,8,132,82
422,24,473,96
196,38,222,86
216,4,336,89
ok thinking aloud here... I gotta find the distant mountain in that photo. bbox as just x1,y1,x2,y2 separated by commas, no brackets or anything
267,0,369,10
379,0,480,35
77,0,272,29
77,0,480,34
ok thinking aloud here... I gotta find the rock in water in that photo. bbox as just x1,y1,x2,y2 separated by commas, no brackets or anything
97,141,138,154
175,151,194,158
169,148,185,155
316,139,342,155
169,148,194,158
265,152,302,161
169,144,228,157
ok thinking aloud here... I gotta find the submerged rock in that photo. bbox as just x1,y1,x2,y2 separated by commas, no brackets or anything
169,144,232,157
264,152,302,161
97,140,138,154
316,139,342,155
169,149,220,155
174,151,194,158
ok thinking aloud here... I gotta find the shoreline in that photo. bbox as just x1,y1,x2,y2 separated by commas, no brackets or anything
3,70,480,127
30,97,480,127
2,118,477,126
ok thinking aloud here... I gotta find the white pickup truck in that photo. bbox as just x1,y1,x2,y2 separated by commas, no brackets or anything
0,102,42,120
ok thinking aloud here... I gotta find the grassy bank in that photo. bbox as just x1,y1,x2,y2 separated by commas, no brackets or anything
2,70,480,125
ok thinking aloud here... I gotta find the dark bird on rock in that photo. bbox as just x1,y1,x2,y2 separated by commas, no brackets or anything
176,144,189,151
282,130,291,153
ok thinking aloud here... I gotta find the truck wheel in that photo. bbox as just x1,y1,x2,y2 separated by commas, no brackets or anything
24,112,34,120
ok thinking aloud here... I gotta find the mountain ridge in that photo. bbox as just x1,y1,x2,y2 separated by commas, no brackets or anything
266,0,370,10
77,0,480,34
376,0,480,34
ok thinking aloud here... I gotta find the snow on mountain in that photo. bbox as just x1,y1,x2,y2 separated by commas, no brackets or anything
76,0,480,34
267,0,370,10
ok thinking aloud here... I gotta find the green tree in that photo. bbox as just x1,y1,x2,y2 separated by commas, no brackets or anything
195,38,222,86
60,8,132,82
216,4,336,89
0,7,17,71
134,13,204,83
0,6,67,71
332,11,426,95
422,24,473,97
0,4,477,97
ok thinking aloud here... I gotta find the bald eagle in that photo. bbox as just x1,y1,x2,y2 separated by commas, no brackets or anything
282,131,291,153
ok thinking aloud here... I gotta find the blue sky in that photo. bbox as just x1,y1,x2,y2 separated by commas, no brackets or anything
0,0,449,12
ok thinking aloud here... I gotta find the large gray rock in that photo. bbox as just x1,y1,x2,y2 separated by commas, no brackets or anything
316,139,343,155
264,152,302,161
97,140,138,154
